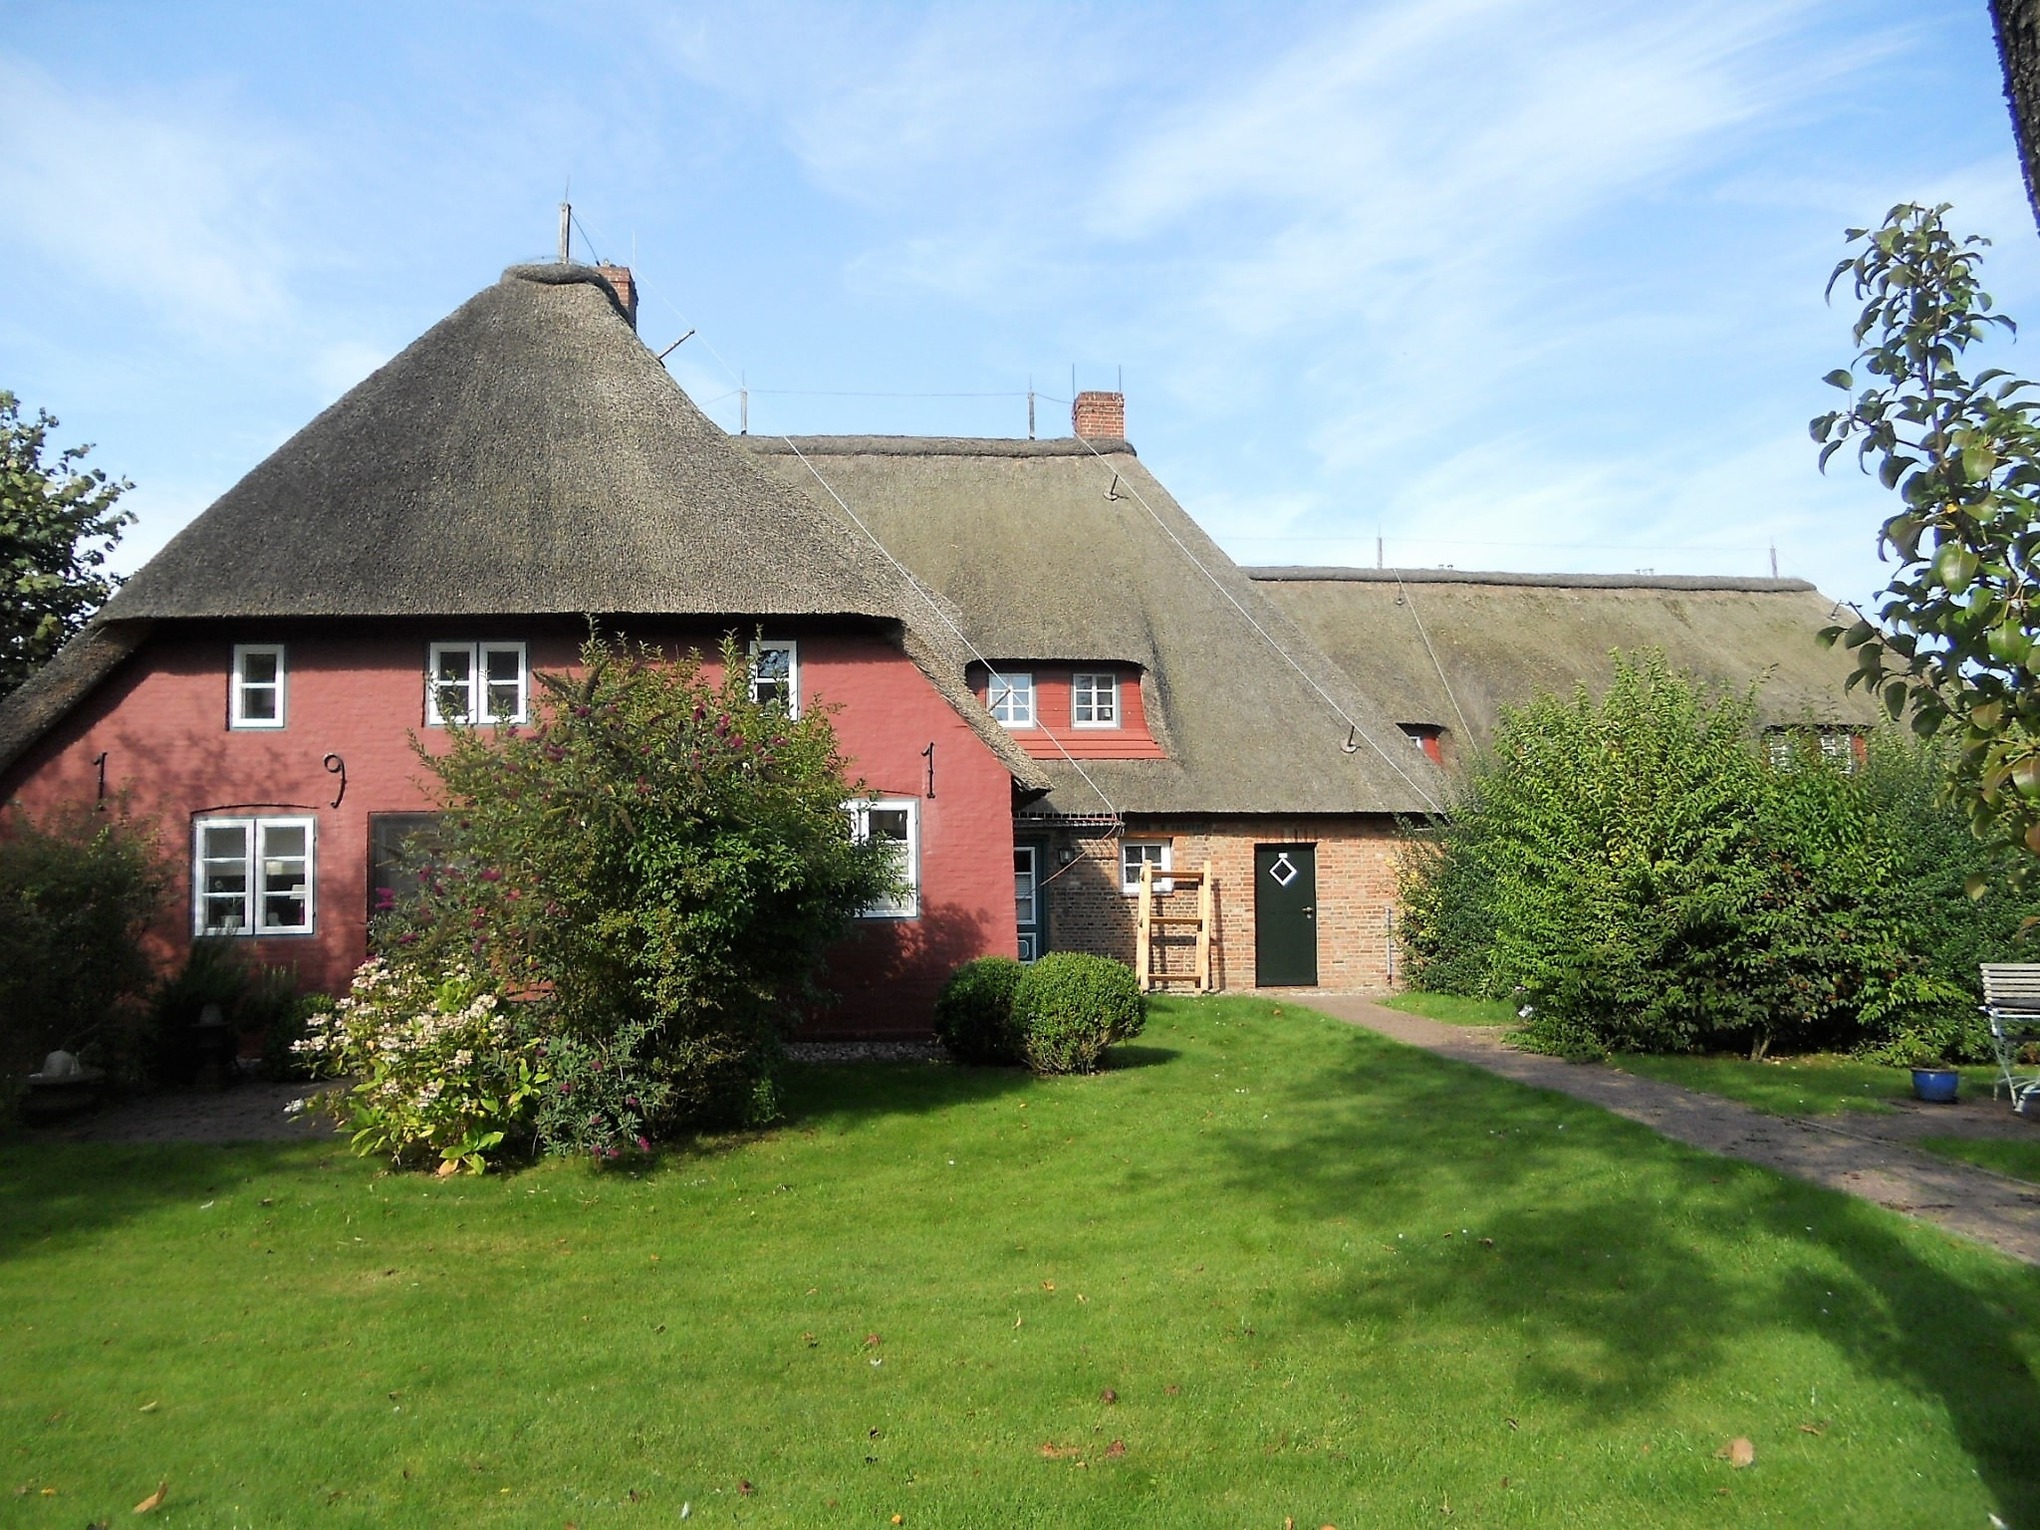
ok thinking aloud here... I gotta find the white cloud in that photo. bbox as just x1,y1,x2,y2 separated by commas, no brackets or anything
0,56,305,341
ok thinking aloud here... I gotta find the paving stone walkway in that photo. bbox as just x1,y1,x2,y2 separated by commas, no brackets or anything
1304,993,2040,1268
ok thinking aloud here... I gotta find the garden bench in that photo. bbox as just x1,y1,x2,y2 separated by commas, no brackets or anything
1979,963,2040,1114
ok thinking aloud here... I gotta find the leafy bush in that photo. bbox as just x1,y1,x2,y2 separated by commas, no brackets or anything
0,806,165,1082
260,991,334,1082
295,959,546,1174
933,956,1026,1064
1011,954,1145,1075
1398,652,2021,1060
375,634,898,1154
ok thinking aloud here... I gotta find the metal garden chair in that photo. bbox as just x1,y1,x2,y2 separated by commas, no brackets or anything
1979,963,2040,1113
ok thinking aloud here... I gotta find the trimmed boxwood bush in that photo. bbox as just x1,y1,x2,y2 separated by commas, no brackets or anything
1011,953,1146,1075
933,956,1025,1064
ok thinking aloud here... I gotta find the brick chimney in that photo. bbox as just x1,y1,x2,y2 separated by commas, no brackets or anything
1072,390,1125,440
594,263,638,330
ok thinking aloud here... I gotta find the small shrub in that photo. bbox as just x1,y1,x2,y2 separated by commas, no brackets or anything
933,957,1026,1064
0,806,165,1082
295,958,546,1174
1011,954,1145,1075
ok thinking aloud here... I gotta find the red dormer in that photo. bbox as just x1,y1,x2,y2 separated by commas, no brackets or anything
974,663,1167,759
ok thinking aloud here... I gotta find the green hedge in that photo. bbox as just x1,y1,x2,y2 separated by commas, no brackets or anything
1011,953,1145,1075
933,956,1025,1064
1399,651,2036,1061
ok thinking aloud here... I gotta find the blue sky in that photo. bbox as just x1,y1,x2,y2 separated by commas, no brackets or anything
2,1,2035,607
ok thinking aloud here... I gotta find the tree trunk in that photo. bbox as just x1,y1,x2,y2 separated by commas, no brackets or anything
1993,0,2040,233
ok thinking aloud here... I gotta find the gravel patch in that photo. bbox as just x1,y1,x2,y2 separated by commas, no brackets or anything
786,1039,946,1065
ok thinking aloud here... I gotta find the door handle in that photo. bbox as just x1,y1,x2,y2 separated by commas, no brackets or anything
1302,906,1315,916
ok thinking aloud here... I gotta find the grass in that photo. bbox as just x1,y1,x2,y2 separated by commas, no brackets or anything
2,997,2037,1528
1377,991,1517,1026
1607,1051,2000,1118
1919,1135,2040,1187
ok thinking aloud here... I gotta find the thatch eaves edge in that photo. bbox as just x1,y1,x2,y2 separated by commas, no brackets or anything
0,621,150,785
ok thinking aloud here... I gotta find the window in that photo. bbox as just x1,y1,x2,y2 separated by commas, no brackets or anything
1398,723,1445,765
1121,838,1173,895
849,798,919,918
1072,672,1119,728
230,644,286,729
427,642,527,725
368,812,446,922
750,639,799,715
194,816,315,935
1767,727,1863,774
988,671,1034,728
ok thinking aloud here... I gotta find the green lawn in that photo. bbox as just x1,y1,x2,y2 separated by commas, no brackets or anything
1919,1135,2040,1187
1608,1051,2001,1118
1377,991,1518,1026
3,998,2037,1528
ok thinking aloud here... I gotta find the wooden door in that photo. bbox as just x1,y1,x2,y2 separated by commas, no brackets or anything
1254,843,1318,986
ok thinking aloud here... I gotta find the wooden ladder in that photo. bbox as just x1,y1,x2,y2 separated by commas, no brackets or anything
1135,859,1215,993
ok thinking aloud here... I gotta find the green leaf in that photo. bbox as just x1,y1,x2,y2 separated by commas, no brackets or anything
1823,369,1854,390
1882,680,1907,719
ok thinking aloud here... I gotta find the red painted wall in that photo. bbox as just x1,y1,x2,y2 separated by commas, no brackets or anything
0,617,1016,1036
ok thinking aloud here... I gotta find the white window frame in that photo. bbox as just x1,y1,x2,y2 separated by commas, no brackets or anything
849,798,920,919
192,815,316,936
749,638,800,717
1121,838,1174,895
1071,671,1120,729
230,643,287,730
426,641,528,726
988,671,1035,729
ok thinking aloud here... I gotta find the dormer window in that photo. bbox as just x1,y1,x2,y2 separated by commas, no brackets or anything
427,642,527,726
989,671,1035,728
750,639,799,715
231,644,286,729
1072,672,1119,728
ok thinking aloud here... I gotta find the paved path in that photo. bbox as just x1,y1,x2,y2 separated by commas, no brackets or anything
1304,993,2040,1269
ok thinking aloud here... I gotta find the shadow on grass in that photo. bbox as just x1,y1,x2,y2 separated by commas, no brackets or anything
0,1138,338,1265
1222,1033,2040,1522
1102,1044,1179,1071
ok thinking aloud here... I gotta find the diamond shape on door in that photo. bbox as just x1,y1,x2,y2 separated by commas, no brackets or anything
1268,852,1299,888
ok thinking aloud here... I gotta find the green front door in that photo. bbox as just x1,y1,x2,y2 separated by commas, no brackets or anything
1254,843,1318,987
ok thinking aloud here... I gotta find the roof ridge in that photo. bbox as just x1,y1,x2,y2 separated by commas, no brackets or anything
742,436,1137,459
1245,567,1818,593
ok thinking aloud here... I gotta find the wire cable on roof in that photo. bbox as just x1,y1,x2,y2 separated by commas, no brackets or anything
1386,570,1475,746
1068,435,1444,816
776,436,1123,822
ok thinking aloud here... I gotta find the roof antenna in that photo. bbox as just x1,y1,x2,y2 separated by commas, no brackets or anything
558,183,572,264
1769,542,1778,579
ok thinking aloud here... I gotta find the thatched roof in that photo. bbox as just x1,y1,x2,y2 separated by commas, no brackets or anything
0,620,149,780
742,438,1448,818
1248,567,1878,749
3,266,1045,790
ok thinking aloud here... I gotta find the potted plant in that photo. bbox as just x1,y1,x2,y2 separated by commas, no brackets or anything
1885,1033,1961,1103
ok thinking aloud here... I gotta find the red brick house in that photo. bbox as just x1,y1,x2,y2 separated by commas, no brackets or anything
0,263,1047,1034
0,260,1867,1025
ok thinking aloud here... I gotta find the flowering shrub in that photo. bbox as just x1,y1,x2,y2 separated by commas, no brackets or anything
376,633,898,1146
295,958,546,1174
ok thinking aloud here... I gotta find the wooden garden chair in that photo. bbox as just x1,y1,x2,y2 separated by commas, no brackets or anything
1979,963,2040,1114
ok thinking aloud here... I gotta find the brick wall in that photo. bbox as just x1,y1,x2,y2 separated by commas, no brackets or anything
1029,816,1402,990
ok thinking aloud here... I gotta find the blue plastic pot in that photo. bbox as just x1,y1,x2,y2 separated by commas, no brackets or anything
1911,1067,1960,1103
